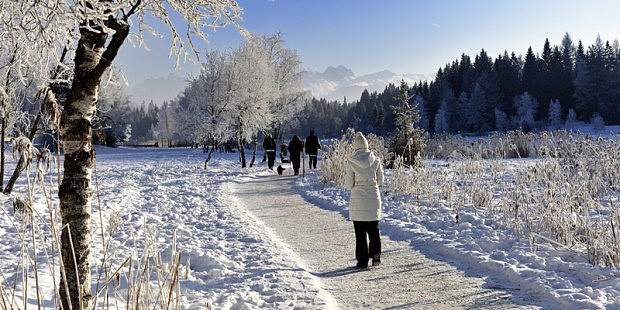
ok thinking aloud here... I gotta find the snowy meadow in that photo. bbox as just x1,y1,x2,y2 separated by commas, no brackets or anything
314,128,620,308
0,128,620,309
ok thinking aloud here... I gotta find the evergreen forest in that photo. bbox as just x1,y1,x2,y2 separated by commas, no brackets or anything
296,33,620,138
109,33,620,144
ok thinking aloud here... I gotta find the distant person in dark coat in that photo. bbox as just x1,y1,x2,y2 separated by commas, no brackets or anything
263,135,276,170
287,135,304,175
305,130,321,169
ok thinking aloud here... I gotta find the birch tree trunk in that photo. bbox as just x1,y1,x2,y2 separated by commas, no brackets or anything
58,17,129,310
0,116,5,187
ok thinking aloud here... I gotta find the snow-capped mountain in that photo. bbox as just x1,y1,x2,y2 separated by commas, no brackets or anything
302,65,434,102
126,66,433,106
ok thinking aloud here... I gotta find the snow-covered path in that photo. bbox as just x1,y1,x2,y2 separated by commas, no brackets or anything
231,173,540,309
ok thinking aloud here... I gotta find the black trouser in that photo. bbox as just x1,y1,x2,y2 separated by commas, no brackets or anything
291,160,300,175
353,221,381,266
308,154,317,169
266,151,275,169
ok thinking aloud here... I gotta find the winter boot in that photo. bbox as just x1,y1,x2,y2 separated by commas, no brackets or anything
372,255,381,266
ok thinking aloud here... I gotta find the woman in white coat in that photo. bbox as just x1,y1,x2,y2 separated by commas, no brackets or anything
344,132,384,268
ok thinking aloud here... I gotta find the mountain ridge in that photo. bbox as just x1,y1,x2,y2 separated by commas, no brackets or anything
125,66,434,106
302,66,434,102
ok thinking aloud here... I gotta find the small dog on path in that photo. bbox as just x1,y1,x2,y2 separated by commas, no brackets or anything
277,165,286,176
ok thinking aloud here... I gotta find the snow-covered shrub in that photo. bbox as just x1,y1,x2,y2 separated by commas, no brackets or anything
424,134,469,159
386,155,434,199
320,128,387,187
425,130,535,160
501,131,532,158
389,129,620,267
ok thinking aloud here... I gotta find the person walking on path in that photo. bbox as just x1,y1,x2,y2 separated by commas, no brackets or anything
287,135,304,175
344,132,384,269
263,134,277,170
305,130,321,169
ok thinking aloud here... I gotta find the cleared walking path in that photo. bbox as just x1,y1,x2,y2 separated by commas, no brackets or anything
231,173,541,309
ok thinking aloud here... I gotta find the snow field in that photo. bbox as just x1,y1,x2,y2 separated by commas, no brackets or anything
2,140,620,309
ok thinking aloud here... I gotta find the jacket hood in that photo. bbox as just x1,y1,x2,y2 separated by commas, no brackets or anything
349,149,379,169
353,132,369,151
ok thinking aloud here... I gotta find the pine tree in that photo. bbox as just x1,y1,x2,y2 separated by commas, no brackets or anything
591,112,606,131
454,91,470,132
565,108,578,130
494,51,522,115
512,92,539,131
574,36,607,122
389,80,426,166
373,102,385,132
438,86,456,132
548,99,563,129
414,95,430,131
494,108,510,131
522,46,539,100
469,82,491,132
434,108,449,133
573,40,590,120
538,46,563,120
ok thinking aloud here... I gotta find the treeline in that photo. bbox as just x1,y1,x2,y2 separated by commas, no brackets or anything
296,33,620,137
129,33,620,143
90,81,160,147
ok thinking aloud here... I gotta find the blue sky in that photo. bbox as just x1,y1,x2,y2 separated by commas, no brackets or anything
116,0,620,86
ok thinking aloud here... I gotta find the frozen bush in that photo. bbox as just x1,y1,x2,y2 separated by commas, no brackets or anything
387,129,620,267
320,128,388,187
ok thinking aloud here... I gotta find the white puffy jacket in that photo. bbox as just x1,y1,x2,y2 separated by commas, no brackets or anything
344,149,384,221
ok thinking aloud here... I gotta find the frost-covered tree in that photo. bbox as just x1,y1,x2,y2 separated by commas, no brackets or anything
494,108,510,131
548,99,563,130
178,49,235,165
390,80,425,166
229,36,278,168
175,33,305,167
453,91,470,132
437,87,456,132
0,2,65,188
258,33,309,141
469,82,492,133
433,108,449,134
574,35,608,122
152,101,178,147
565,108,578,130
414,95,430,131
7,1,244,308
512,92,538,131
128,101,159,143
0,87,8,186
591,112,606,132
95,70,133,147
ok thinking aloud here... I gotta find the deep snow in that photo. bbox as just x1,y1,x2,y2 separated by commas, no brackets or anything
0,145,618,309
